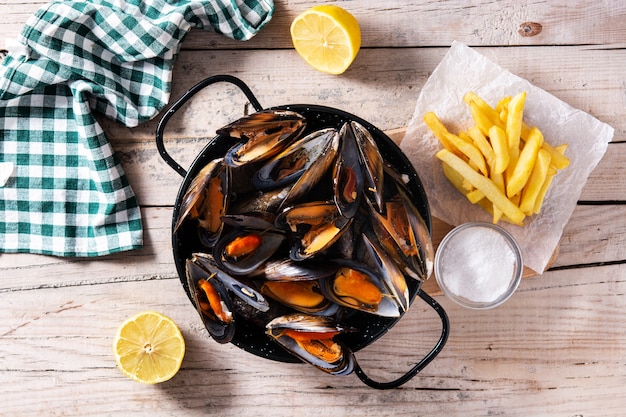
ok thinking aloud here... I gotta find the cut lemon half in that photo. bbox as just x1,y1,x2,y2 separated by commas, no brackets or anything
113,311,185,384
290,5,361,75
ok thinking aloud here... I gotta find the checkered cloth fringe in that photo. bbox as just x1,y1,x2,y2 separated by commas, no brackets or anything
0,0,273,257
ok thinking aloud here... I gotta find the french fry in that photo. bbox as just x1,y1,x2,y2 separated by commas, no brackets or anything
490,170,505,224
554,144,568,154
424,111,488,176
496,96,511,115
533,167,557,214
519,148,551,215
521,122,570,169
423,112,456,153
466,188,486,204
488,125,510,174
463,92,504,129
542,141,570,170
467,126,496,170
506,126,544,198
442,162,485,205
444,131,488,176
436,149,526,225
441,161,466,191
469,100,497,137
505,92,526,161
426,91,569,225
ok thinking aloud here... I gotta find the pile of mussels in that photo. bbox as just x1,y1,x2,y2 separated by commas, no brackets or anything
176,109,434,376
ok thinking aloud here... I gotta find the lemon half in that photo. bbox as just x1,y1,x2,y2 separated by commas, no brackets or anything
113,311,185,384
290,5,361,75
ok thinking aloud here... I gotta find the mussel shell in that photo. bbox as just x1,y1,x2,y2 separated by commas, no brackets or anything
320,260,405,318
260,280,339,316
333,122,364,218
221,110,307,167
352,121,384,213
367,169,434,281
265,314,355,375
252,127,339,191
220,212,278,231
360,234,410,314
186,258,236,344
263,259,337,281
191,252,270,312
398,186,434,280
174,158,230,244
214,228,285,276
230,186,292,215
276,201,353,261
278,129,340,210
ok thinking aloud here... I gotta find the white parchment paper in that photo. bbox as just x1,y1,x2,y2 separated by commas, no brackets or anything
400,41,614,274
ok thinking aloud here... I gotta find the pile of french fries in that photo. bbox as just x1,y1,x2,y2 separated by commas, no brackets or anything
425,91,570,226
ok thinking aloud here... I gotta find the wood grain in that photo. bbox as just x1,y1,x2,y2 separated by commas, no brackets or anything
2,0,626,50
1,1,626,416
1,264,624,416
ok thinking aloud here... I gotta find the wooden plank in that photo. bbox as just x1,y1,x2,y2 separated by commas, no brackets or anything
1,204,624,292
100,46,625,142
2,0,625,49
1,263,624,416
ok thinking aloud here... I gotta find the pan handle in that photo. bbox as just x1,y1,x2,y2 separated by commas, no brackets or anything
155,74,263,177
353,289,449,390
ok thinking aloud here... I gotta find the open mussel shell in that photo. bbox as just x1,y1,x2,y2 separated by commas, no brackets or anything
333,122,364,218
351,121,385,213
276,201,352,261
260,280,339,316
174,158,230,247
186,257,236,344
252,127,339,191
360,234,410,314
278,128,340,211
214,228,285,276
320,260,405,318
266,314,355,375
191,252,270,313
260,259,339,315
368,167,434,281
221,110,307,167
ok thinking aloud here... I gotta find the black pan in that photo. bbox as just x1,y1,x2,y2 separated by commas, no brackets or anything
156,75,449,389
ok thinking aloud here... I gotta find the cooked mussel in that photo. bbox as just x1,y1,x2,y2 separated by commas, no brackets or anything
260,280,338,315
252,127,339,191
360,234,410,314
352,121,384,213
216,229,284,275
174,158,230,248
276,201,352,261
278,128,340,210
266,313,355,375
333,122,364,218
213,214,286,275
321,260,405,317
260,259,339,315
367,169,434,281
191,252,270,312
220,110,306,167
186,257,235,344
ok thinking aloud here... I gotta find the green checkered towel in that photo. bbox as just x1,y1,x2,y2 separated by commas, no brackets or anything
0,0,274,257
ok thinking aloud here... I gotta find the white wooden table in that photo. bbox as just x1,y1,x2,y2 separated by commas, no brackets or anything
2,1,626,415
